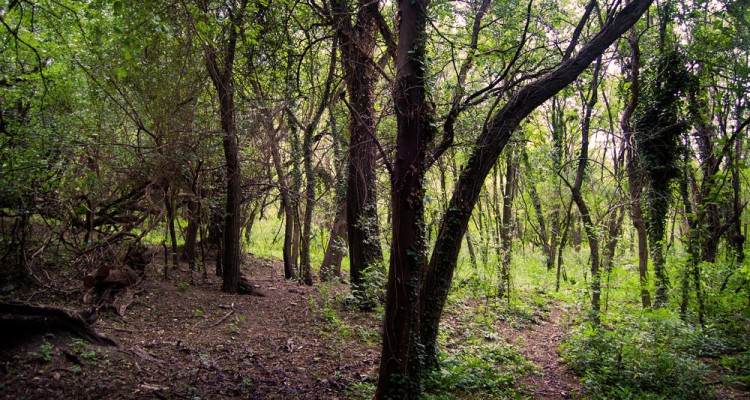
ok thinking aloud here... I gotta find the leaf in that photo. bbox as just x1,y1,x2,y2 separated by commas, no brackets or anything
113,1,123,14
116,67,128,79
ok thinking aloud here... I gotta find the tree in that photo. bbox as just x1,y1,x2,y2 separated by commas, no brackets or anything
330,0,388,300
620,14,652,308
189,0,249,293
377,0,654,396
634,11,691,306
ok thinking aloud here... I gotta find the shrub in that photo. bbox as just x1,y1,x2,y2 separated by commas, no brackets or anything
561,310,711,399
423,343,531,399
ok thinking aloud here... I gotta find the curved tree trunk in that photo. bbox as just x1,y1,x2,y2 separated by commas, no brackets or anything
418,0,653,369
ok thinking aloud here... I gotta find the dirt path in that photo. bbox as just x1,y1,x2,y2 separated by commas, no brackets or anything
0,259,381,399
498,306,583,399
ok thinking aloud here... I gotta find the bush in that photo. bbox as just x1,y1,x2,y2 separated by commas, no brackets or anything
721,350,750,389
561,310,711,399
423,343,531,399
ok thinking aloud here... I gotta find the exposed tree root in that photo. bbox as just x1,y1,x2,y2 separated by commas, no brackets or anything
0,301,116,346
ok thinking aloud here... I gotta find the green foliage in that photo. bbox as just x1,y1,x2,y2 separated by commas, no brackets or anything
635,49,692,227
79,349,100,362
351,263,386,311
29,341,54,362
721,350,750,389
347,380,377,399
309,285,352,337
561,310,712,399
423,343,531,399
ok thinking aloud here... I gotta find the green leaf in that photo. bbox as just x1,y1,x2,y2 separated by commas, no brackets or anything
116,66,128,79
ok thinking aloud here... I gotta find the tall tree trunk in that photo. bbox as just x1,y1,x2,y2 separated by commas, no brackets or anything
199,0,249,293
418,0,652,368
620,21,651,308
289,113,302,277
320,106,348,282
498,153,517,299
678,154,704,326
165,190,179,268
299,124,316,286
184,198,199,270
296,36,338,286
270,133,297,280
331,0,384,299
637,3,691,307
556,200,573,291
376,0,431,396
568,57,604,321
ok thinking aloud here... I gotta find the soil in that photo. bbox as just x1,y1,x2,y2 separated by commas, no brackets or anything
496,306,583,399
0,258,381,399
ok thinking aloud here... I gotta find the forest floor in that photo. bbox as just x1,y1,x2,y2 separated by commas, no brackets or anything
0,254,673,399
499,307,583,399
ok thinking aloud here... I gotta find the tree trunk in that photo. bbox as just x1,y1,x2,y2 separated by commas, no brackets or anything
331,0,384,299
184,197,199,270
320,199,347,281
556,200,573,291
270,133,297,280
200,0,249,293
568,57,604,321
678,158,704,326
299,124,316,286
0,302,116,346
621,23,651,308
320,105,349,282
165,190,179,268
498,153,517,299
376,0,430,396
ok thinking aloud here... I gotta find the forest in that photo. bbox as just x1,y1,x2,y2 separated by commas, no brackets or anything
0,0,749,398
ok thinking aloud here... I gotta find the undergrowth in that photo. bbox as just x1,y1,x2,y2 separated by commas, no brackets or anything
561,309,714,399
422,342,532,399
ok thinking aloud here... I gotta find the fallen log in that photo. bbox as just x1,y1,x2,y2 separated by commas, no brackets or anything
0,301,116,346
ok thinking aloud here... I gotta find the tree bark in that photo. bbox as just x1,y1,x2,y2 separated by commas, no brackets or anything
270,132,297,280
165,190,179,268
184,197,199,270
376,0,431,396
299,124,317,286
319,199,347,281
331,0,384,298
568,57,604,321
0,302,116,346
200,0,249,293
320,106,349,282
498,153,517,299
621,23,651,308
